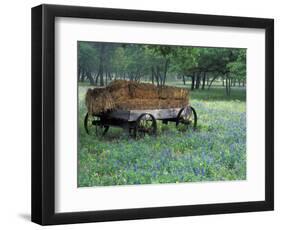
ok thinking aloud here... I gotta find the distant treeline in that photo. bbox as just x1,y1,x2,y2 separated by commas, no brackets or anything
78,42,246,96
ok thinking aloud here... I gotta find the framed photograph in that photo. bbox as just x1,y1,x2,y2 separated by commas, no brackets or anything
31,4,274,225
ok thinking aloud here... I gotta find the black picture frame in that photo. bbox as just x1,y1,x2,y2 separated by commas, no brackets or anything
31,4,274,225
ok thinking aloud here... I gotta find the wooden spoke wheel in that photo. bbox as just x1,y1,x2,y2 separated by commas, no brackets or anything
135,113,157,138
176,106,197,131
84,113,109,136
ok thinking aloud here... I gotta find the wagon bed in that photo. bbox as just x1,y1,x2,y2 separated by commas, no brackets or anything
107,108,183,121
84,105,197,138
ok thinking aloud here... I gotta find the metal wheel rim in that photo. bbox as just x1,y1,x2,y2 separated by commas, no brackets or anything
136,113,156,138
176,106,197,131
84,113,109,136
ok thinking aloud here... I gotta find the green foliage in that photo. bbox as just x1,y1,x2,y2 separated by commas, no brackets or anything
171,47,199,74
227,49,246,81
78,42,99,72
78,41,246,94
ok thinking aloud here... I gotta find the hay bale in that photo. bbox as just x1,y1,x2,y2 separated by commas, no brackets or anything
107,80,188,100
85,88,115,115
85,80,190,114
115,99,160,110
115,99,188,110
129,82,158,99
161,99,189,108
107,80,130,90
158,86,188,100
107,80,130,100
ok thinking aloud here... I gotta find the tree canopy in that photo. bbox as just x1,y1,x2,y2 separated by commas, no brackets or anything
78,41,246,95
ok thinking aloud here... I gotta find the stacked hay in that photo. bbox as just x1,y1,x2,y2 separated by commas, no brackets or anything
107,80,130,101
129,82,159,99
115,99,188,110
158,85,188,100
85,87,115,115
85,80,189,114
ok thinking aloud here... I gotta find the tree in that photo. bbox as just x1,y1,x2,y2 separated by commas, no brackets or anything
227,49,246,88
170,47,199,89
78,41,246,96
78,42,99,84
144,45,177,86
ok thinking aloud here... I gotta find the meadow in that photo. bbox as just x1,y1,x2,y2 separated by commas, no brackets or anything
78,83,246,187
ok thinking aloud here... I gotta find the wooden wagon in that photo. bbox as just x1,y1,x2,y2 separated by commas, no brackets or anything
84,105,197,138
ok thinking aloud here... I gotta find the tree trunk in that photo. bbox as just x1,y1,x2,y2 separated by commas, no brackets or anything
195,72,201,89
225,74,231,96
78,66,81,81
191,73,195,90
151,67,154,85
225,77,228,95
201,72,206,90
182,75,186,85
98,44,105,86
95,71,100,85
162,59,169,86
86,71,94,85
155,66,160,87
108,72,112,81
208,76,217,90
80,69,86,82
228,78,231,95
157,66,163,86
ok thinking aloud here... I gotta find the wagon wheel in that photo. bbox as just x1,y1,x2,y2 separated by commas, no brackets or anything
135,113,157,138
84,113,109,136
176,106,197,131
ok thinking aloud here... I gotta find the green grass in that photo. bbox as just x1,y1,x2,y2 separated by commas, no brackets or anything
78,83,246,187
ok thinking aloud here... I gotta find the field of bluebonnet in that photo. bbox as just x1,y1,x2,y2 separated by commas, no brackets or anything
78,85,246,187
